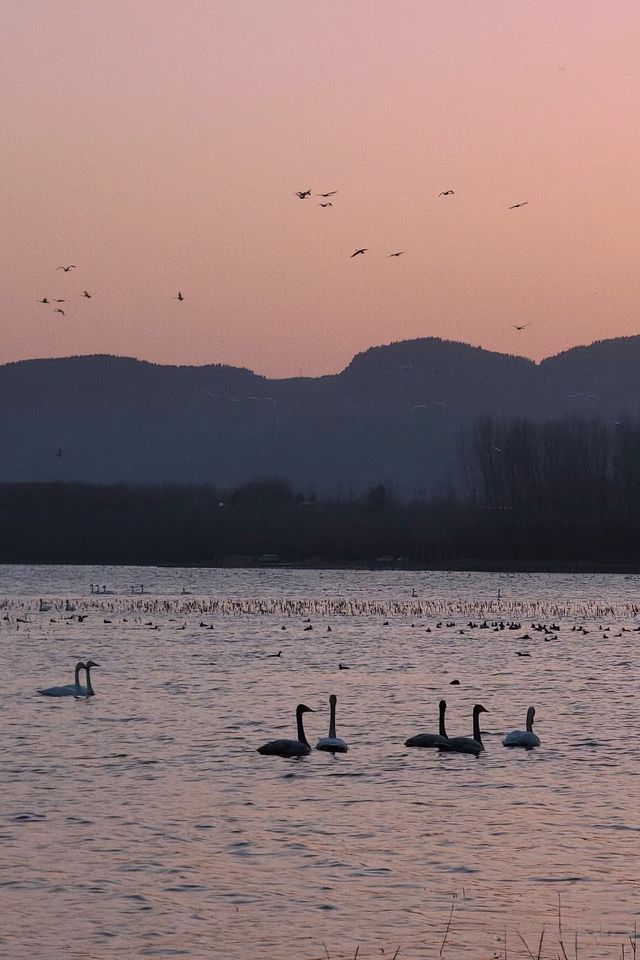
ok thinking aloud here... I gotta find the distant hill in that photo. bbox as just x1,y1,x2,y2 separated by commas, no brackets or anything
2,336,640,495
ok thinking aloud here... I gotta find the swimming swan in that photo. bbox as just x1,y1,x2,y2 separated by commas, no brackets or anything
405,699,448,748
76,660,99,697
38,661,87,697
438,704,488,756
257,704,314,758
317,694,348,753
502,706,540,748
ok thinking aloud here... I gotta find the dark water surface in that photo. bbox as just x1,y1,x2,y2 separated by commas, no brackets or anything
0,567,638,959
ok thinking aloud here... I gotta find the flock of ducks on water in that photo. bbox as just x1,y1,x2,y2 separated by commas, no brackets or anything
258,696,540,758
37,663,540,757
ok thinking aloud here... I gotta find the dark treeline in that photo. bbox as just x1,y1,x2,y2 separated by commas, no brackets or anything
1,415,640,569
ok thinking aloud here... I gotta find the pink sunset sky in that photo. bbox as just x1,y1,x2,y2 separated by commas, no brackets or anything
3,1,640,378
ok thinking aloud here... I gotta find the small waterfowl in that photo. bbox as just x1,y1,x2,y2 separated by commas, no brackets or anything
405,699,448,748
502,706,540,749
317,695,348,753
438,704,488,756
257,704,314,758
39,661,86,697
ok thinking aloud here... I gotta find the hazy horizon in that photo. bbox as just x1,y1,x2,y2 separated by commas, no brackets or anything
4,2,640,377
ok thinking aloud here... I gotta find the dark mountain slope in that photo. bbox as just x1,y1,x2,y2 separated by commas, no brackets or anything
1,337,639,493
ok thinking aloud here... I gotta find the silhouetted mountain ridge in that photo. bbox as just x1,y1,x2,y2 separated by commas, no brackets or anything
1,337,639,493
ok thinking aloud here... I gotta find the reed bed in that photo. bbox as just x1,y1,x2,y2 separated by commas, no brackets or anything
1,595,640,620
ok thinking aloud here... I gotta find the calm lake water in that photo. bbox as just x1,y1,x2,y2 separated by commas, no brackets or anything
0,566,638,959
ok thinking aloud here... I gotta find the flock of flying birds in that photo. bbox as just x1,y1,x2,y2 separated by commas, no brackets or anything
36,189,530,332
37,265,92,318
37,264,185,317
293,187,531,330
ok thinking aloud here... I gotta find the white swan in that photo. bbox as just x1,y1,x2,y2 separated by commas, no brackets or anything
75,660,99,697
38,661,86,697
257,704,314,758
317,694,348,753
502,706,540,748
405,699,448,748
438,704,488,756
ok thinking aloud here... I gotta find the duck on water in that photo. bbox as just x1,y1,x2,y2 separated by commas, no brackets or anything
38,660,99,697
438,704,488,756
257,704,315,757
405,699,448,748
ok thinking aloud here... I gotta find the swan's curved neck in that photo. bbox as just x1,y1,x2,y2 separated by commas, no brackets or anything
85,665,94,696
74,663,83,688
296,708,309,746
439,703,447,739
329,700,336,739
526,711,534,732
472,710,484,744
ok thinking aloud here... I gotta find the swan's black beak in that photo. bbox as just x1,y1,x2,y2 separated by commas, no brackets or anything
85,660,99,668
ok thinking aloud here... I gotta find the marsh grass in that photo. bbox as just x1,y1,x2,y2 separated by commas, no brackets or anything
311,896,637,960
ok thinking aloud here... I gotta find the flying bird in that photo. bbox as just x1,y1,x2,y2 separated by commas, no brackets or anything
317,202,333,207
57,265,76,271
351,248,368,257
509,202,528,209
54,308,65,316
388,251,405,257
317,191,337,197
439,190,454,196
174,291,184,301
82,290,91,298
37,298,49,304
513,324,529,330
294,190,311,199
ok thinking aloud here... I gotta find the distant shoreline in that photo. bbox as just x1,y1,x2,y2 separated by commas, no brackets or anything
2,558,640,575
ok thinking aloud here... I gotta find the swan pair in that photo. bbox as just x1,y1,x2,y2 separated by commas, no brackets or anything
405,701,540,755
38,660,99,697
257,695,348,758
405,700,488,756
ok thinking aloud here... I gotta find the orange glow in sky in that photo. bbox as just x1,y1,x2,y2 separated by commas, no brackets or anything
3,1,640,377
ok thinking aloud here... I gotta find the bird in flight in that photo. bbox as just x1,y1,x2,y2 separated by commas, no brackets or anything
57,265,76,271
37,298,49,304
509,202,528,209
82,290,92,299
439,190,454,197
351,248,368,257
513,324,529,331
294,190,311,199
317,191,337,197
388,251,405,257
174,291,184,301
317,202,333,207
54,308,65,316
